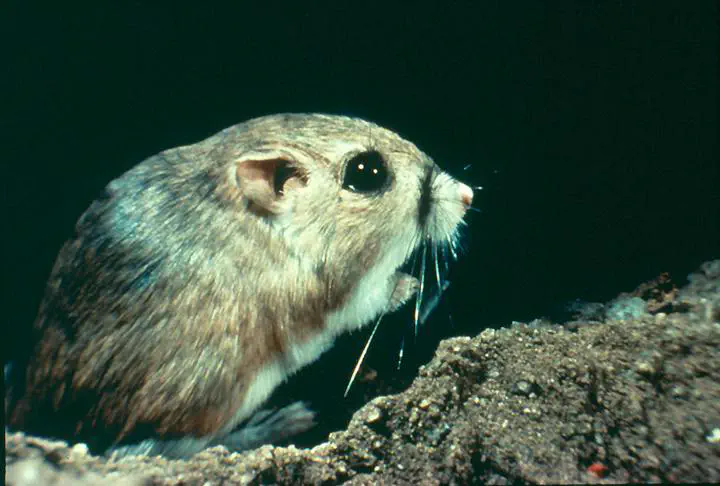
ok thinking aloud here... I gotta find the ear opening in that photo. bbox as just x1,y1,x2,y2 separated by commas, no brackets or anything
234,154,307,216
273,162,305,196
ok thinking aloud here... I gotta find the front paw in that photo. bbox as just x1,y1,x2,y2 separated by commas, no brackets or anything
387,273,419,312
218,401,316,452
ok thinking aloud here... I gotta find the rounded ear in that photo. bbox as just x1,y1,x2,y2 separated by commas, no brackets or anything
233,151,307,216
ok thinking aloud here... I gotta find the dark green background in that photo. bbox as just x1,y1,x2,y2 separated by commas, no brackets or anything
3,2,718,447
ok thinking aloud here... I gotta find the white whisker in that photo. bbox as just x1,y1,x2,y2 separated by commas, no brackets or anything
432,243,442,290
396,336,405,370
413,243,428,337
409,243,420,276
441,244,450,272
344,313,384,397
449,239,459,260
419,281,451,325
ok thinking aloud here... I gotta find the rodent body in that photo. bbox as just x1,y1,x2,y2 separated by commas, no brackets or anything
6,113,473,457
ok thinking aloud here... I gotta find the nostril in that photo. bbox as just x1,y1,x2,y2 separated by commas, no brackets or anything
458,183,473,207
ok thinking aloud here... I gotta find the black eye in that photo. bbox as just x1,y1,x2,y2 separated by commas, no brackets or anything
342,151,390,193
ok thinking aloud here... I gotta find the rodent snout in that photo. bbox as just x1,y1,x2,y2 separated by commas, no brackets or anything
458,183,474,208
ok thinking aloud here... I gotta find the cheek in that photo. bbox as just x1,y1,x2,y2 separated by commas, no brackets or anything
281,184,333,221
336,191,376,216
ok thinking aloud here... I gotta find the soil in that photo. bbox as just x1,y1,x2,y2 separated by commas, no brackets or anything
6,261,720,485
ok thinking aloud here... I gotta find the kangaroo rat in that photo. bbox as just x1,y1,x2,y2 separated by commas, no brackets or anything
6,113,473,458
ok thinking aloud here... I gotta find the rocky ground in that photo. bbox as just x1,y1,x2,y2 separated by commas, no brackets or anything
6,261,720,485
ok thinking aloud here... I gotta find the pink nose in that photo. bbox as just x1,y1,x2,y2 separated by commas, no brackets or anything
458,183,473,207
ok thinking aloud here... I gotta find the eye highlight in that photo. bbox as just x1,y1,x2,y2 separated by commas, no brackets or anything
342,151,390,193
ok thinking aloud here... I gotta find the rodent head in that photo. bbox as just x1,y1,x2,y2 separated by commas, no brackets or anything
216,113,473,284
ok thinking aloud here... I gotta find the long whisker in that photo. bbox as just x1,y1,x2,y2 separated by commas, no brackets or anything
448,239,459,260
409,244,420,277
454,235,468,255
432,243,442,290
396,335,405,370
441,244,450,273
413,243,428,337
344,313,384,397
419,281,451,325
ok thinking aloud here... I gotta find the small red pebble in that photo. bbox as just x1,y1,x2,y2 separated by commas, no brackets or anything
588,462,608,478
